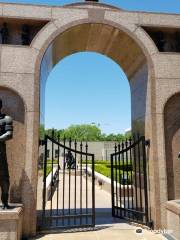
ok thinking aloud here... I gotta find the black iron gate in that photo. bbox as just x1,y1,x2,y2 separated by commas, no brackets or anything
111,135,151,226
40,132,95,230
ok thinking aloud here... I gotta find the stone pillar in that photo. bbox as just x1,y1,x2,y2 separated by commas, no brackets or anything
151,54,180,229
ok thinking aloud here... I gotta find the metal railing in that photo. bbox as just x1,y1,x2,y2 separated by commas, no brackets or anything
40,131,95,230
111,135,152,227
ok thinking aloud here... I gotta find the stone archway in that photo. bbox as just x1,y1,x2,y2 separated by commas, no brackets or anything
37,21,155,136
33,16,157,235
164,93,180,200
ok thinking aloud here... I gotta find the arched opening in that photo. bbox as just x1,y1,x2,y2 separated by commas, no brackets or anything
45,51,131,134
0,87,25,203
164,93,180,200
37,22,150,229
40,23,149,135
41,51,131,223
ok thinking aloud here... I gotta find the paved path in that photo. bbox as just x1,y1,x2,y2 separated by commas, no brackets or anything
35,172,168,240
31,223,167,240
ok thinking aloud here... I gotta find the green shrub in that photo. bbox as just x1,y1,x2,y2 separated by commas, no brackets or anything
46,165,52,176
106,163,133,171
94,163,132,184
82,160,110,164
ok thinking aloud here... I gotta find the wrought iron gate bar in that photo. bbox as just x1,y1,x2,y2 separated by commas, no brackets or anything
111,137,145,156
114,206,146,214
111,135,150,226
44,213,93,219
40,134,95,230
74,139,77,225
62,137,66,226
45,135,94,156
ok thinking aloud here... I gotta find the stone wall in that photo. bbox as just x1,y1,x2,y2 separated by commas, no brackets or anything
45,141,117,161
0,1,180,237
130,64,148,135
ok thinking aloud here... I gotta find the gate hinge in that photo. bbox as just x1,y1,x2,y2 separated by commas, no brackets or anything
145,139,150,147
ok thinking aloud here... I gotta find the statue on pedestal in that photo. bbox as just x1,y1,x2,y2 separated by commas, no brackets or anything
21,24,30,45
65,150,76,169
0,99,13,209
0,23,9,44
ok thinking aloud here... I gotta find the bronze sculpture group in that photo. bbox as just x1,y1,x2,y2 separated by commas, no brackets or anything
0,22,30,45
0,99,13,209
154,31,180,52
65,150,76,169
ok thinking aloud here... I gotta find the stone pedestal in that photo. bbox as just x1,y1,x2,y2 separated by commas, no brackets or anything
0,204,23,240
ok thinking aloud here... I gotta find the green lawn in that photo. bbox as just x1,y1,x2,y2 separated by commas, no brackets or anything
40,160,58,177
43,159,133,183
46,164,53,176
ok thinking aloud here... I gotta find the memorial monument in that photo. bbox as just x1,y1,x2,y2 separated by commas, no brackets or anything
0,23,9,44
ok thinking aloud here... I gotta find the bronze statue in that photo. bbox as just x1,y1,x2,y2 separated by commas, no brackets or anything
155,31,166,52
174,32,180,52
0,23,9,44
65,150,76,169
21,24,30,45
0,99,13,209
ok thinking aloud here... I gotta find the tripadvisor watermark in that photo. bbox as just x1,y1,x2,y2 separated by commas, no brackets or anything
135,227,173,235
150,229,173,234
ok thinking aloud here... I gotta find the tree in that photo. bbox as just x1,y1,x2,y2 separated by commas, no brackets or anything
39,124,45,139
43,125,132,142
62,124,102,141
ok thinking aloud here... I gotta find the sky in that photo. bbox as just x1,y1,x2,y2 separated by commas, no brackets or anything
1,0,180,134
45,53,129,134
0,0,180,14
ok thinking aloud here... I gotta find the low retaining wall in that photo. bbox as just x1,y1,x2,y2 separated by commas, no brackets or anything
45,166,58,202
87,167,132,196
166,200,180,239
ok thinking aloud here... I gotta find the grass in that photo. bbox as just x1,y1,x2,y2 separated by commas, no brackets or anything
46,165,52,176
47,159,58,164
43,159,133,182
39,159,59,177
82,160,109,165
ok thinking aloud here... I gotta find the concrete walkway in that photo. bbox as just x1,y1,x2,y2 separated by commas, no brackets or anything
31,223,167,240
34,172,168,240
